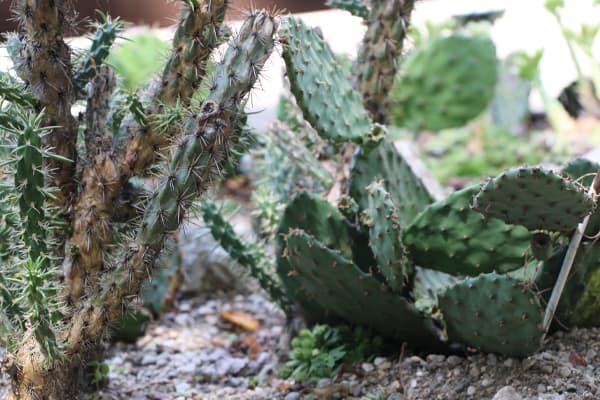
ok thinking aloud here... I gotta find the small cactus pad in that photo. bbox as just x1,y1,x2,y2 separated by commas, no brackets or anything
276,192,354,322
390,35,497,131
561,158,600,234
472,166,595,232
277,192,353,258
403,186,532,276
364,181,411,290
350,140,436,225
439,274,544,356
285,230,442,347
280,17,373,145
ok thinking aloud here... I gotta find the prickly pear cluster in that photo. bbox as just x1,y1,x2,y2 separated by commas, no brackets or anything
203,8,600,359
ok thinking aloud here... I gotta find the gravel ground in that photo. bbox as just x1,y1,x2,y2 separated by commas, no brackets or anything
2,284,600,399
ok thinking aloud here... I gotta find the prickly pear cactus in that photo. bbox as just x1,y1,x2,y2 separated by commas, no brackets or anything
403,185,532,276
472,166,595,232
390,35,498,131
364,181,411,291
326,0,370,19
349,140,439,225
439,273,545,356
280,17,373,145
284,229,443,347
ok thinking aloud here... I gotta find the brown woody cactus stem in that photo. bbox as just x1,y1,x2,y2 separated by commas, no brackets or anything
11,0,77,209
63,0,228,303
356,0,415,124
7,10,278,400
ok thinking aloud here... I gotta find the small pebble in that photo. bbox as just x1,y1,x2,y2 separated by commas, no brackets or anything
467,386,476,396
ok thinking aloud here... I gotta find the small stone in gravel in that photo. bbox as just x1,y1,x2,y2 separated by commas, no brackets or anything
492,386,522,400
362,363,375,373
374,357,387,366
558,366,571,377
467,386,476,396
426,354,445,364
503,358,514,368
284,392,300,400
482,378,494,387
387,395,403,400
469,365,480,378
175,382,191,394
446,355,462,366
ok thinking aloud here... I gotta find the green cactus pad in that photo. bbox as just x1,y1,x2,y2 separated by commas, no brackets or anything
349,140,436,225
285,230,442,347
404,186,532,276
439,274,544,356
390,35,497,131
364,181,411,290
276,192,355,321
280,17,372,145
561,158,600,235
472,166,595,232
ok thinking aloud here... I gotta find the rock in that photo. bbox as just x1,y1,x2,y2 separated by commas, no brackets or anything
179,213,254,294
467,386,476,396
446,355,462,367
492,386,522,400
482,378,494,387
284,392,300,400
362,363,375,373
426,354,445,364
373,357,387,366
174,382,191,394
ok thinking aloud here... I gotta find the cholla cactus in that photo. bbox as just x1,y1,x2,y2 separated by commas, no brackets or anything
0,1,279,398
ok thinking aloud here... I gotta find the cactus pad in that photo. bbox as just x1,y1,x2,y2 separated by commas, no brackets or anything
561,158,600,234
403,186,532,276
390,35,497,131
280,17,372,145
364,181,410,290
472,166,595,232
349,140,436,225
276,192,354,321
439,273,544,356
285,230,442,347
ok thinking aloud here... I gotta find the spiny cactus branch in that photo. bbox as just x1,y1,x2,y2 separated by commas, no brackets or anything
356,0,415,123
11,0,78,209
63,0,229,304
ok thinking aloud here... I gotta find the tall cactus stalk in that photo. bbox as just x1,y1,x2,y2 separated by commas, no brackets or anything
356,0,416,123
0,1,278,398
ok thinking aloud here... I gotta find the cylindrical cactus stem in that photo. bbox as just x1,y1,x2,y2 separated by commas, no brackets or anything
118,0,229,174
63,0,229,304
7,11,278,399
73,13,123,93
199,198,292,314
84,65,117,155
356,0,415,124
10,0,78,209
158,0,229,105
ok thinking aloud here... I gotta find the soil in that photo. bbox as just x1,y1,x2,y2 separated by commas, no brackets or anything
2,282,598,400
